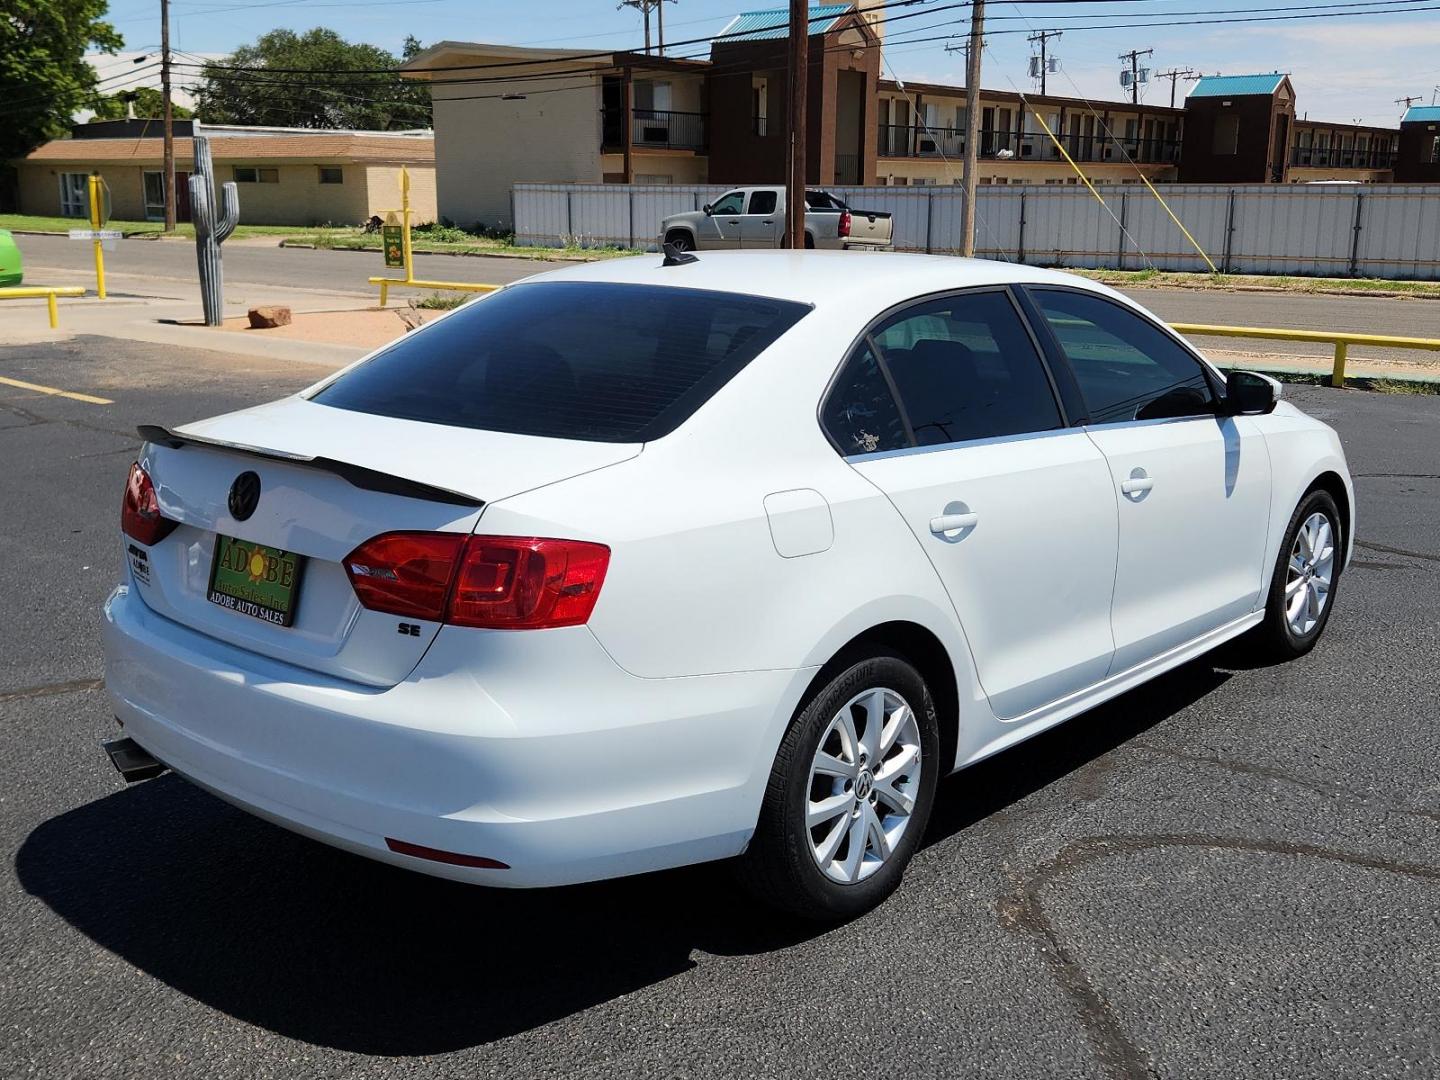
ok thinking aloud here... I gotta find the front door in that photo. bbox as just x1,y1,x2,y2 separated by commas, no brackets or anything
1026,287,1273,673
737,189,780,248
698,190,744,249
837,288,1119,720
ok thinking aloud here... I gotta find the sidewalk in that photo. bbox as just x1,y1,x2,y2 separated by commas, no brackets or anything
0,263,380,366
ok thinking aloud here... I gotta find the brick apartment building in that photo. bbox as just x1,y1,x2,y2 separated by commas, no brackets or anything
400,4,1429,229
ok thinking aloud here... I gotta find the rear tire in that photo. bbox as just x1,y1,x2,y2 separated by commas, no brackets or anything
1251,488,1343,660
737,651,940,921
803,232,816,249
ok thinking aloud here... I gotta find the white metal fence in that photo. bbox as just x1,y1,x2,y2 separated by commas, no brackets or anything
512,182,1440,280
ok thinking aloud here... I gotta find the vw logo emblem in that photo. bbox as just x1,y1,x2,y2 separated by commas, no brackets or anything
228,471,262,521
855,770,874,800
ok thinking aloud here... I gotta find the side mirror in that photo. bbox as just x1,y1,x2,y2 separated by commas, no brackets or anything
701,203,713,216
1224,370,1280,416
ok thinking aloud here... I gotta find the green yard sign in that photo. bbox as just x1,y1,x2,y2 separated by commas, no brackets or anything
382,224,404,269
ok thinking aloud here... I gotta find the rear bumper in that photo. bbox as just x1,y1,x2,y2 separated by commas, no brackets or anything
102,584,809,887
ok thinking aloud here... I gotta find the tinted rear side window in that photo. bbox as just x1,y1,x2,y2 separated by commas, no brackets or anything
311,282,810,442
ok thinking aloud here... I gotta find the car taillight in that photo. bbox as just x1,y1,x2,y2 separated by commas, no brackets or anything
342,533,610,630
121,462,177,546
343,532,466,621
838,210,852,238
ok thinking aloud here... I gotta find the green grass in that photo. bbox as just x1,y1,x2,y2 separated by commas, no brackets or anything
412,293,468,310
1075,267,1440,298
0,213,641,260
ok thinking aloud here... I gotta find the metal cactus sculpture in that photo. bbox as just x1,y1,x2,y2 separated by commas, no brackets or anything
188,134,240,326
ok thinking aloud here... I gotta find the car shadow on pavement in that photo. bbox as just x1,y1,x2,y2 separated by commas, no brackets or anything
16,658,1229,1057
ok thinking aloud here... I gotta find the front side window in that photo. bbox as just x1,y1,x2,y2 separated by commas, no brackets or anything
709,191,744,215
823,289,1063,454
1029,288,1218,424
311,282,810,443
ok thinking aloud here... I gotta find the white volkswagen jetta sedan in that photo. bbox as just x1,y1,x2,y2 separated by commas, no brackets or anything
103,252,1352,919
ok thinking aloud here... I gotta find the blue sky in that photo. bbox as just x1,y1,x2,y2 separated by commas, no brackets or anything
101,0,1440,126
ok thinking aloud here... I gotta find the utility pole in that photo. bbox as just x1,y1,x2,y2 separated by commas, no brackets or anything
161,0,175,232
619,0,652,54
1027,29,1061,97
784,0,808,249
1118,47,1152,106
1155,67,1196,109
960,0,983,258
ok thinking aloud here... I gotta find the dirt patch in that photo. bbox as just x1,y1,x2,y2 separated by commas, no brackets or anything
217,307,443,349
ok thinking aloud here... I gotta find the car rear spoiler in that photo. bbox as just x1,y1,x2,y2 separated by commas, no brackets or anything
136,424,484,507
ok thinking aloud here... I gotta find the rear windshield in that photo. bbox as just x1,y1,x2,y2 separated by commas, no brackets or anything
310,281,811,442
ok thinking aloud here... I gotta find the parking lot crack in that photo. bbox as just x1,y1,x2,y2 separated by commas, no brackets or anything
998,834,1440,1080
0,677,105,705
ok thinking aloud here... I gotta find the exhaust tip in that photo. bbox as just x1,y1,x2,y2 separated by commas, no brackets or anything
101,736,168,784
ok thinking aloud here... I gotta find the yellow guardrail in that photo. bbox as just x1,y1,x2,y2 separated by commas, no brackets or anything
0,286,87,328
1170,322,1440,388
367,277,499,306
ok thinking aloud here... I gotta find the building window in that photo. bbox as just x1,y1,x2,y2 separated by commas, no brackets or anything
233,166,279,183
635,173,672,184
1212,114,1240,155
1430,136,1440,164
752,75,768,136
58,173,89,217
318,166,343,184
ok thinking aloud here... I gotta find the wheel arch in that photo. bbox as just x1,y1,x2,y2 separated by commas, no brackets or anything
663,225,696,246
793,620,961,776
1305,469,1352,568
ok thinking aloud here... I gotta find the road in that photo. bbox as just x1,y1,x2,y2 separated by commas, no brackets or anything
1,334,1437,1078
16,233,1440,368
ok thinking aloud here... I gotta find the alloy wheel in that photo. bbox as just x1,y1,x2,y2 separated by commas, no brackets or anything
1286,510,1335,637
805,687,922,884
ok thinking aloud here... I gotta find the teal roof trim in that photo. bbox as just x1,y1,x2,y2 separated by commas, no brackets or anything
717,4,852,42
1188,74,1286,99
1401,105,1440,123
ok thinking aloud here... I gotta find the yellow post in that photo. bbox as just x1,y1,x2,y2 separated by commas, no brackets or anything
400,166,414,285
47,291,58,329
1332,340,1348,388
88,173,107,300
379,279,389,306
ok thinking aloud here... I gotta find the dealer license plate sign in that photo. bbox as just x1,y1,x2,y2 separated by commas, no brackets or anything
207,535,304,627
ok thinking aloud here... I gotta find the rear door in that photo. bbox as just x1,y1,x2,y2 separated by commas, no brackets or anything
1025,287,1273,672
737,188,781,248
834,288,1118,720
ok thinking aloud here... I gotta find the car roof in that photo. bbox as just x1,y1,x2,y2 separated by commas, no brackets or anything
520,251,1127,313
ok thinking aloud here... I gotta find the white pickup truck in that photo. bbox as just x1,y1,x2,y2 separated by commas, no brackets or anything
659,187,893,252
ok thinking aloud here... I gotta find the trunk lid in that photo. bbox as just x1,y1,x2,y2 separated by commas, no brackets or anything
127,395,639,687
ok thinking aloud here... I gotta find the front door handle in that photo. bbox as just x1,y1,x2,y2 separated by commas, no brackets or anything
930,512,979,535
726,219,741,225
1121,468,1154,497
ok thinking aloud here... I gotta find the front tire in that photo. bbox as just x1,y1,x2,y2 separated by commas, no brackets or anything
1253,488,1343,660
738,651,940,920
665,230,694,252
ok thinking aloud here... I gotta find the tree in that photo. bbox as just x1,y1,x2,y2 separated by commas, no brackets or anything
0,0,123,161
91,87,192,121
193,29,430,130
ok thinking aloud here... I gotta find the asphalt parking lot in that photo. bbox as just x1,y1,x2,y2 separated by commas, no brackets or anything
1,336,1437,1079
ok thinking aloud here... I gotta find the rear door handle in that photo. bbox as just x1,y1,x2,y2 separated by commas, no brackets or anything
930,512,979,535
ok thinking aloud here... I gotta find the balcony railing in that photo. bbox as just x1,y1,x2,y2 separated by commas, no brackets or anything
601,108,707,152
878,125,1181,165
1290,146,1397,170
